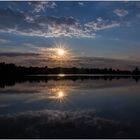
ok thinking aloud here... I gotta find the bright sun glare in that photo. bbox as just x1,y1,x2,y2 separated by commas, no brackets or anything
57,91,64,99
57,48,65,56
40,42,74,61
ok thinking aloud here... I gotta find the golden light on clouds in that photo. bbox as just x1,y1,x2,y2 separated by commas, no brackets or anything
57,90,65,99
56,48,65,56
58,73,65,77
39,42,74,61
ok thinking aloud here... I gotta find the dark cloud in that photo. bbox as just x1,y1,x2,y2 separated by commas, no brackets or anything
0,52,39,57
0,53,140,70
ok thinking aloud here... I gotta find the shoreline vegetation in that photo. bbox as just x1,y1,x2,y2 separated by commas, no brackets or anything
0,62,140,88
0,62,140,76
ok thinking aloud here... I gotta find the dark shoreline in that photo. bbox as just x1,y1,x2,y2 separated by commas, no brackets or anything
0,62,140,76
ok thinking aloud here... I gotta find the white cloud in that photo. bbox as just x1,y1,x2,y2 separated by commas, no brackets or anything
113,9,128,17
25,15,34,23
85,17,120,31
0,9,120,38
0,9,95,38
78,2,84,6
29,1,57,13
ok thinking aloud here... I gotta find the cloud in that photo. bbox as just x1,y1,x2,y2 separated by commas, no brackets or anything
34,16,95,38
78,2,84,6
0,9,96,38
0,9,121,38
85,17,120,31
0,39,10,43
113,9,128,17
28,1,57,13
0,52,140,70
25,15,34,23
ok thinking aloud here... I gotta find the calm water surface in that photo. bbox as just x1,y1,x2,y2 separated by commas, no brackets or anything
0,76,140,138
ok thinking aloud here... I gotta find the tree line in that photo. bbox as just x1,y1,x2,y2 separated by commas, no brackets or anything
0,62,140,76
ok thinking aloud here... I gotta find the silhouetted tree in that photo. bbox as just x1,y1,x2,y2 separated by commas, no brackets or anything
0,62,140,76
133,67,140,75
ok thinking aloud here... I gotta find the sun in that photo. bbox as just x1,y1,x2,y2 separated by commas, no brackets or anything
57,48,65,56
54,44,69,59
57,91,64,99
39,42,74,61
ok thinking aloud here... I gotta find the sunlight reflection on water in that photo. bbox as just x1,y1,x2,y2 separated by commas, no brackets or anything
0,77,140,138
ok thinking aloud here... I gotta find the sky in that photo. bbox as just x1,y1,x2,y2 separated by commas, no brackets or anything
0,1,140,69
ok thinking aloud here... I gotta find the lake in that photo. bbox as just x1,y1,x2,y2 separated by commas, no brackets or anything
0,75,140,138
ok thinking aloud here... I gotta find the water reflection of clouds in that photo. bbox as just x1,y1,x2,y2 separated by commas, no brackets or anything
0,109,138,138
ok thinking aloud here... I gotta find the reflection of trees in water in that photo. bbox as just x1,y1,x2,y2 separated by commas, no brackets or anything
0,75,140,89
0,77,140,96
